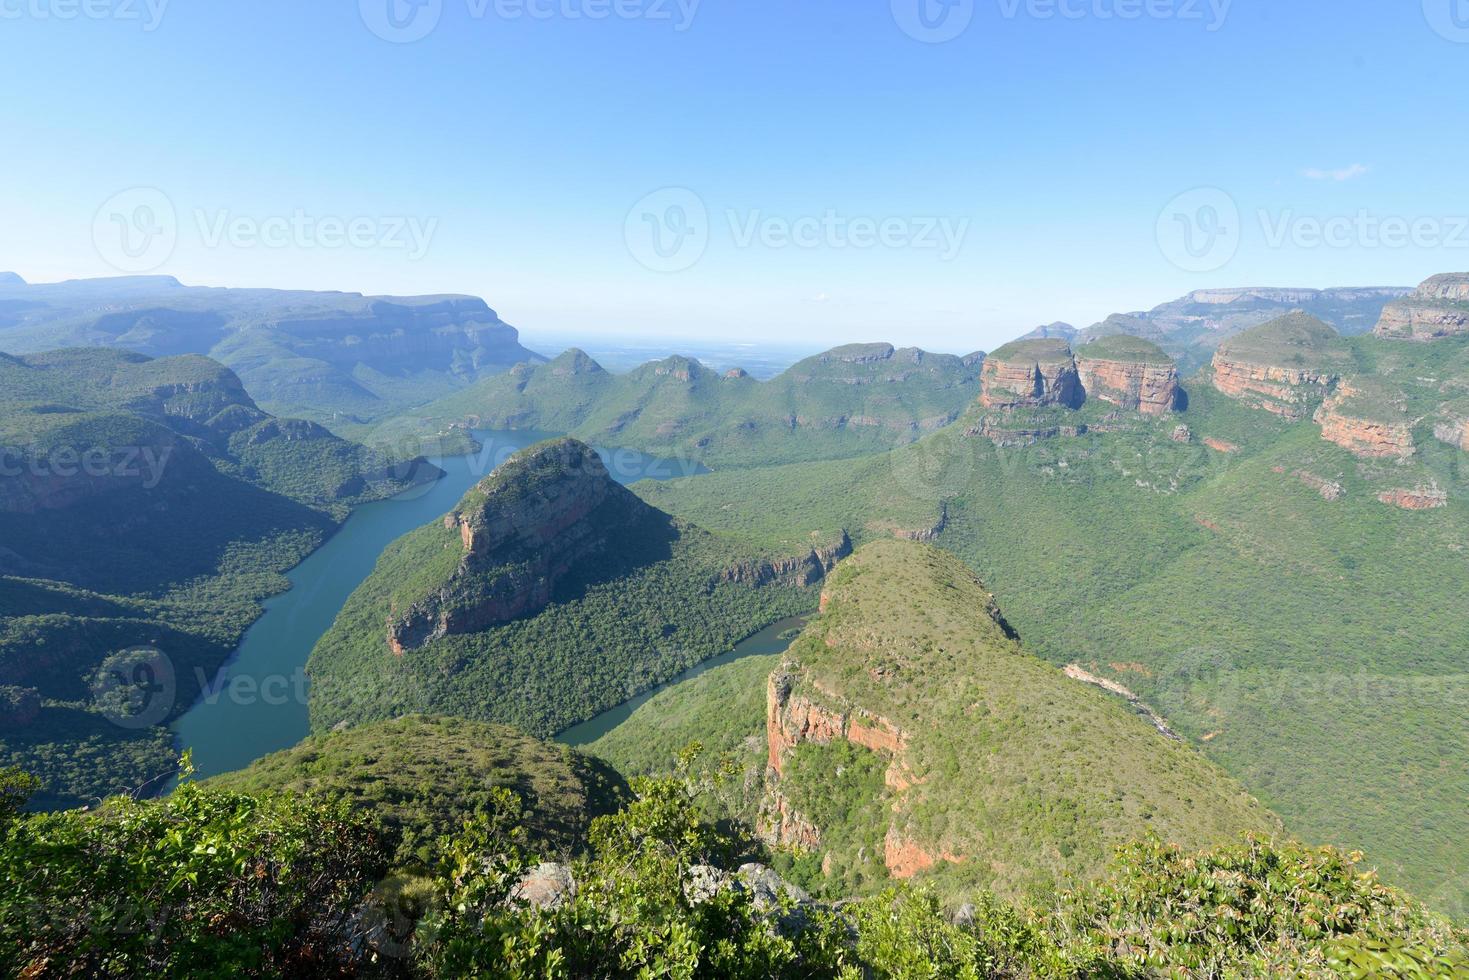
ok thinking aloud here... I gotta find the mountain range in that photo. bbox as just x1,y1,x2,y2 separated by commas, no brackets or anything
0,274,542,431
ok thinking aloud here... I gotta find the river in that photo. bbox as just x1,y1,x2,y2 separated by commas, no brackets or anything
556,614,810,746
172,431,706,781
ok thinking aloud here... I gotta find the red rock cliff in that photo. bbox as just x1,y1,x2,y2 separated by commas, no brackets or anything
1076,355,1180,415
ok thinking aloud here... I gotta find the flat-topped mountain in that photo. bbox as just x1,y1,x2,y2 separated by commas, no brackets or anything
978,335,1182,418
308,438,848,738
978,338,1083,409
1074,284,1410,373
1375,273,1469,341
1208,312,1351,419
1074,335,1182,415
407,342,985,469
762,540,1279,898
1207,309,1469,508
0,275,543,427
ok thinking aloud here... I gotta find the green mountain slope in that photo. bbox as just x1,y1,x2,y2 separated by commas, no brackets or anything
765,540,1279,900
0,349,431,808
307,438,845,739
0,275,543,428
392,343,985,469
205,715,629,864
630,331,1469,915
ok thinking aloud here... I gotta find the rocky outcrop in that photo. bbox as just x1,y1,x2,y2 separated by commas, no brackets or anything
717,533,852,588
1202,437,1240,453
1209,313,1349,419
386,439,640,654
1210,358,1337,419
1291,470,1345,502
764,791,823,851
1377,487,1449,511
1313,383,1416,460
1075,350,1181,415
765,673,910,781
966,416,1087,447
1434,418,1469,452
979,339,1083,410
1375,274,1469,341
885,830,965,880
509,863,578,910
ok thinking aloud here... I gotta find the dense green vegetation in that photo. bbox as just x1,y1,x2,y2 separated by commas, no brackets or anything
308,441,823,739
393,343,984,470
0,349,428,807
206,716,629,866
768,541,1280,901
2,755,1462,978
1075,332,1173,364
631,339,1469,916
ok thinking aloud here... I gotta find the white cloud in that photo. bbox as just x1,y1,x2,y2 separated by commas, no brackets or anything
1303,163,1370,182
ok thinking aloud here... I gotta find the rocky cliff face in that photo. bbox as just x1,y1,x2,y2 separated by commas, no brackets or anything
1377,486,1449,511
979,339,1083,409
1209,313,1349,419
386,439,640,654
1075,353,1181,415
1375,273,1469,341
1313,383,1417,460
1210,357,1337,419
718,533,852,588
1434,417,1469,452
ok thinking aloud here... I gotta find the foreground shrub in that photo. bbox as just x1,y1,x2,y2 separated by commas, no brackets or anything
0,773,389,978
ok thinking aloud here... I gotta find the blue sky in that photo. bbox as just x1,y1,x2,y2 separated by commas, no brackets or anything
2,0,1467,352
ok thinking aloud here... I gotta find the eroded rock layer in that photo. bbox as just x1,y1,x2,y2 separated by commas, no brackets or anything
1375,273,1469,341
979,339,1083,409
1078,358,1178,414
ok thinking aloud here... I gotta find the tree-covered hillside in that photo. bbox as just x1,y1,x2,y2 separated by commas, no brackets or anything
0,349,432,808
391,343,985,470
631,330,1469,917
307,439,839,740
